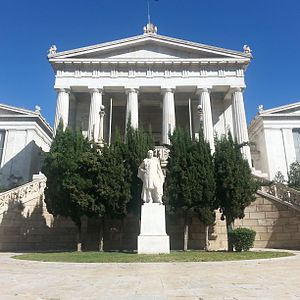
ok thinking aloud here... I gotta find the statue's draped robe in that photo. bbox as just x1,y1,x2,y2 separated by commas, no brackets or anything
138,157,165,202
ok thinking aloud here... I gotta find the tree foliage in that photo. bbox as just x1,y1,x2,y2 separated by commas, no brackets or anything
214,132,258,251
166,127,216,250
288,161,300,190
42,122,98,227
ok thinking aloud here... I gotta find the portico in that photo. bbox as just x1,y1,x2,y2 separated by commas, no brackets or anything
49,24,252,163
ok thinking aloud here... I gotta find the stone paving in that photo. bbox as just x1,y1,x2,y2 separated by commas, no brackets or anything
0,251,300,300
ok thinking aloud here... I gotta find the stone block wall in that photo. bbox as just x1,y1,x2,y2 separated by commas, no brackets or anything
0,196,78,251
236,196,300,249
1,191,300,252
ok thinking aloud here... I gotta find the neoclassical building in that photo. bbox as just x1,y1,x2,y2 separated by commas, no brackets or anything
0,104,52,189
250,101,300,180
48,23,252,164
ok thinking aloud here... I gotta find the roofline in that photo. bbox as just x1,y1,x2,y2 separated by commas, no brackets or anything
49,58,250,64
0,103,53,136
259,101,300,115
48,33,252,60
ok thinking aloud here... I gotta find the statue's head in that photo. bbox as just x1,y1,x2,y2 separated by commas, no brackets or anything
147,150,154,158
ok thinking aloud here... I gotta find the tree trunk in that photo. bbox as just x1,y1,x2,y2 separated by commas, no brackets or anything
226,217,234,252
76,222,82,252
119,218,124,251
99,217,104,252
183,213,189,251
204,225,209,251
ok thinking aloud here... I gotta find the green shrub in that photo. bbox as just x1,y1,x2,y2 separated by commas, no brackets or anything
228,228,256,252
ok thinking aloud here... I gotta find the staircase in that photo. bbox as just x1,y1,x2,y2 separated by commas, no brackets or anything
0,172,47,214
254,174,300,212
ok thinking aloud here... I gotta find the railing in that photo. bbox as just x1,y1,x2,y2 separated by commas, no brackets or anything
0,173,47,211
154,146,170,167
260,182,300,207
254,174,300,210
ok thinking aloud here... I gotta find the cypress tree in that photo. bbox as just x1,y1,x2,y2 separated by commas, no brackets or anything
190,128,216,250
166,127,216,251
42,122,98,251
214,132,258,251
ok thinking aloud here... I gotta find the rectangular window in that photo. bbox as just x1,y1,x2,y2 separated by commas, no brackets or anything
0,131,5,165
292,129,300,162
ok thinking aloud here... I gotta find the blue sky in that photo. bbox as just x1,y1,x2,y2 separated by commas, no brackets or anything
0,0,299,126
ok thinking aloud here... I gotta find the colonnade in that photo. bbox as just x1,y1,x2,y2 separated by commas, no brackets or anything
53,86,251,164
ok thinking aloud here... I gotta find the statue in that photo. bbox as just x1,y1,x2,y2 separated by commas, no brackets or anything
138,150,165,204
258,104,264,114
243,44,252,54
48,45,57,55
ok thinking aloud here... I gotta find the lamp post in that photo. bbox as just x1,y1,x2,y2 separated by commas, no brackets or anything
99,104,105,146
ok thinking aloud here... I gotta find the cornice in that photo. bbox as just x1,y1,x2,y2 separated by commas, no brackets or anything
49,58,250,65
48,33,251,60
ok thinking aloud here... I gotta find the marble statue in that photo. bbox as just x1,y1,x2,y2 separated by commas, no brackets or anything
243,44,252,54
258,104,264,114
48,45,57,55
138,150,165,204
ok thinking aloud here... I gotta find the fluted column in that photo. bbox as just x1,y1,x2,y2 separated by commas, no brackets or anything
231,87,252,165
125,88,139,129
196,87,215,152
162,88,176,145
88,88,103,141
54,88,70,135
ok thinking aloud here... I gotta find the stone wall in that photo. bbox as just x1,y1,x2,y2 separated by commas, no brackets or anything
1,190,300,251
0,196,78,251
236,195,300,249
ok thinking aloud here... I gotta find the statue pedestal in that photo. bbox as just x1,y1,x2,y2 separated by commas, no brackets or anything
138,203,170,254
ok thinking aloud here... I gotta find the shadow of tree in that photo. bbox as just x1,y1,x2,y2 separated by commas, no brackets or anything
0,197,77,252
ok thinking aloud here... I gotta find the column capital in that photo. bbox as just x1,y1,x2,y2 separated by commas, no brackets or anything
125,88,139,95
89,87,103,94
196,87,211,95
231,87,245,93
55,88,70,94
161,88,175,94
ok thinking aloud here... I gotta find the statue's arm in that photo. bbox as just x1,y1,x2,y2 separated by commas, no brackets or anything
138,160,146,179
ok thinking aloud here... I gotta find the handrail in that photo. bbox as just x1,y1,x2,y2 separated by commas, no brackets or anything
253,174,300,210
0,174,47,210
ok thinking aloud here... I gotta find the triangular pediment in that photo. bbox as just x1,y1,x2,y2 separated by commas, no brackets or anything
0,104,36,117
49,34,251,61
261,102,300,116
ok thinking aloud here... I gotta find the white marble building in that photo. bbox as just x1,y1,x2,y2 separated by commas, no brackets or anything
48,23,252,163
0,104,52,189
250,102,300,180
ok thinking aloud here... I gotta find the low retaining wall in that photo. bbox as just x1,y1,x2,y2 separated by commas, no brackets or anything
1,192,300,251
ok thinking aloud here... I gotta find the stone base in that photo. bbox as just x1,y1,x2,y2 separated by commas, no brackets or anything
138,235,170,254
138,203,170,254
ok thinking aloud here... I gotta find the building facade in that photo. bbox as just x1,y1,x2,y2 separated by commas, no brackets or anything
250,102,300,180
48,24,252,164
0,104,52,189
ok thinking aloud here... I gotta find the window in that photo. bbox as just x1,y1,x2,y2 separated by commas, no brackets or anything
292,129,300,162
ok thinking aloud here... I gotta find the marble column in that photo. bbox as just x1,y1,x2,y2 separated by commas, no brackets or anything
231,87,252,166
88,88,103,141
196,87,215,152
125,88,139,129
54,88,70,134
162,88,176,145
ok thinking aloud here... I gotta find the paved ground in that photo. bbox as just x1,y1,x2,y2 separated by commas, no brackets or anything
1,251,300,300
